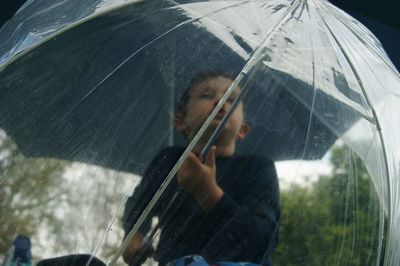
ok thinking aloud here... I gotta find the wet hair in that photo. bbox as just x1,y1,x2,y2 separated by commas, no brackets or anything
176,71,238,114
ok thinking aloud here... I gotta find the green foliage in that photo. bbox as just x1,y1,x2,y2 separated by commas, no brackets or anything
1,131,386,266
0,130,136,265
274,146,384,266
0,132,68,255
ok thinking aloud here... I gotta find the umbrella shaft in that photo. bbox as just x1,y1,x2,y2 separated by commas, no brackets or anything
200,84,248,159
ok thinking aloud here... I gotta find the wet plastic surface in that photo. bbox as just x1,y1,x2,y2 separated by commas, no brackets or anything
1,0,399,265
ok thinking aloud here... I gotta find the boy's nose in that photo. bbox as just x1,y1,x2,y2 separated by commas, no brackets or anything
212,97,222,106
213,98,228,112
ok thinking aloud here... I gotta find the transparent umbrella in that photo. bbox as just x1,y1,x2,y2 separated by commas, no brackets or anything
0,0,399,265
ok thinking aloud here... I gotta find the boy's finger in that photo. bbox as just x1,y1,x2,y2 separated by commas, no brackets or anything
186,152,202,168
205,146,216,168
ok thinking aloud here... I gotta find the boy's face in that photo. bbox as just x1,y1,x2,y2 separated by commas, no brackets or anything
175,76,249,143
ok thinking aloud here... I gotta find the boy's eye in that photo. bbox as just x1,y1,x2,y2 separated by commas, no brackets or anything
227,97,236,104
200,92,213,99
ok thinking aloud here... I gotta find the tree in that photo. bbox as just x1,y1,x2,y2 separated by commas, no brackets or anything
274,145,385,265
53,162,139,264
0,129,142,265
0,130,69,255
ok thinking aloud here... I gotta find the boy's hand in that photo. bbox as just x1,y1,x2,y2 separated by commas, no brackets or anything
122,233,154,266
177,146,223,211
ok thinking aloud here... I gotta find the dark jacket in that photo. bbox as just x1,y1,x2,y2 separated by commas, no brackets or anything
123,147,280,265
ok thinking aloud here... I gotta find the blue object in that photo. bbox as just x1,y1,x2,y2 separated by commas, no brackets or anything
167,255,260,266
2,235,32,266
13,235,32,263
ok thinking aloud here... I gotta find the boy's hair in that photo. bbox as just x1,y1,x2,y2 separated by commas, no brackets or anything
176,71,238,114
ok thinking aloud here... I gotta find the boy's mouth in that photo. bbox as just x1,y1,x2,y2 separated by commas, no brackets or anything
213,107,227,117
212,114,227,125
213,114,225,122
204,107,227,125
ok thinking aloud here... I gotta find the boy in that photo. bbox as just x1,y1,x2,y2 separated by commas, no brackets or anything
122,72,280,265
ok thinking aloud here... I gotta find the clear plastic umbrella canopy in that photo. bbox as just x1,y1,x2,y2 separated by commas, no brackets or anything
0,0,399,265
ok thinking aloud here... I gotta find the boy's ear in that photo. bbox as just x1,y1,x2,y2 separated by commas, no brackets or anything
237,122,251,140
174,113,186,132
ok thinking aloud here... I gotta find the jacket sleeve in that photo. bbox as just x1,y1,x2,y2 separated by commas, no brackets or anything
199,156,280,263
122,149,173,237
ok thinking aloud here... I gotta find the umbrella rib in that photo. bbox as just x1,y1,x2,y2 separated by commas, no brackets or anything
313,1,391,264
108,1,303,265
299,0,318,161
322,1,400,80
0,0,147,69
